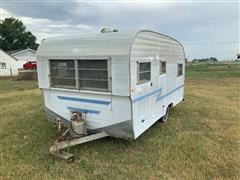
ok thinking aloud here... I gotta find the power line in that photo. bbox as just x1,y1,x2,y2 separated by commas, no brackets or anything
183,41,240,45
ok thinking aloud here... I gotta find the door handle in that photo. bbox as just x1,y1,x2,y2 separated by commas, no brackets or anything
150,82,153,86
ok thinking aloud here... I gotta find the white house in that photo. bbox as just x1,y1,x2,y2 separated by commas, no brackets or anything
7,48,36,63
0,49,22,76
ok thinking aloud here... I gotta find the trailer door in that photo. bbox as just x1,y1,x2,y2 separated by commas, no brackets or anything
155,60,167,118
133,61,152,130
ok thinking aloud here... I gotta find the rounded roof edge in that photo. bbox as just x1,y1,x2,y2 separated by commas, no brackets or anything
133,30,185,57
42,31,139,43
37,30,185,58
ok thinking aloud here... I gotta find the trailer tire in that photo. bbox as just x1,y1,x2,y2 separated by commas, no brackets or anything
160,106,171,123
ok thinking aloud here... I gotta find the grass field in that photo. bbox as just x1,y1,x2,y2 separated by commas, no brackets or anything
0,62,239,179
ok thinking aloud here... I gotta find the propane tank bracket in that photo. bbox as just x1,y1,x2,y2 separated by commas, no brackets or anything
69,112,87,138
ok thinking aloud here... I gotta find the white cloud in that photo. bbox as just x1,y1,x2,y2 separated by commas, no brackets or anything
1,1,239,60
1,8,98,43
49,24,70,28
0,7,11,19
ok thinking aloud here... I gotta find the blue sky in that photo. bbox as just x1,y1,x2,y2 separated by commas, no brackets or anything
1,0,239,60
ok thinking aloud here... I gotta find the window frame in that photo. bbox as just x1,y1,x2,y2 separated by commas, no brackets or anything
49,57,112,92
159,61,166,75
137,61,151,85
1,62,6,69
49,60,76,89
77,58,111,92
177,63,183,77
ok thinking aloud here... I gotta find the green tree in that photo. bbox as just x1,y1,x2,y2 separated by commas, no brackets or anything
0,17,39,51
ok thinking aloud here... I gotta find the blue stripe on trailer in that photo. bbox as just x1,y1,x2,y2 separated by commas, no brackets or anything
132,88,162,103
67,106,100,114
132,84,184,103
156,84,184,102
58,96,111,105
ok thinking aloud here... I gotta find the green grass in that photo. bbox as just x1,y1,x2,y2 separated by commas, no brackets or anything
186,62,240,79
0,62,239,179
0,79,37,93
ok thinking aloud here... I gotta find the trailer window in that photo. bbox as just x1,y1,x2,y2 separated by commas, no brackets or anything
1,62,6,69
50,60,76,88
160,61,166,74
78,60,109,91
177,63,183,77
137,62,151,84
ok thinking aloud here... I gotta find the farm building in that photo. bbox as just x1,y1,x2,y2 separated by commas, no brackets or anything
7,48,36,63
0,49,23,76
0,48,37,76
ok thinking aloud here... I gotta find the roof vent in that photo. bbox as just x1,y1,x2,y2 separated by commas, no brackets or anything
101,28,118,33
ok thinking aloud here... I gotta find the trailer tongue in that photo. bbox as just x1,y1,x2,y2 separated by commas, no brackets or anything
50,115,108,162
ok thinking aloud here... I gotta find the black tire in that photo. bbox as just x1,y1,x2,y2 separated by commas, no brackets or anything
160,106,170,123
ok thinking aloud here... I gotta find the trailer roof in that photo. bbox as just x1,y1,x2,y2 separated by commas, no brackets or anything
37,30,183,58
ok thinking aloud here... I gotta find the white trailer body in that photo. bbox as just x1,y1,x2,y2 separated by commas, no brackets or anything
37,30,185,139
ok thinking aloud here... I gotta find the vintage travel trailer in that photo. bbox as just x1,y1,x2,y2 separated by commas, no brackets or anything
37,30,185,157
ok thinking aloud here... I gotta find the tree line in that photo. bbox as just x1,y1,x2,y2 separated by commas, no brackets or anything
0,17,39,51
192,57,218,62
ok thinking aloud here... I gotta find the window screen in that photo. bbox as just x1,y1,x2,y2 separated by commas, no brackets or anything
1,62,6,69
50,60,76,88
160,61,166,74
78,60,108,91
137,62,151,84
177,63,183,77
